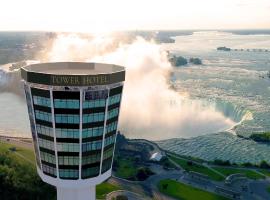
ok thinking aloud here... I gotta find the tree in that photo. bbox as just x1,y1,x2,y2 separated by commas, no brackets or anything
259,160,270,169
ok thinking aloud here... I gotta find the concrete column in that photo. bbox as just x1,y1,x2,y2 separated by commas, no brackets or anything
57,186,95,200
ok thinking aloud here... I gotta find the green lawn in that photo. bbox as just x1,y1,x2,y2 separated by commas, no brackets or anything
267,185,270,194
169,155,224,181
96,182,121,199
0,141,35,165
259,169,270,177
114,158,137,179
158,179,229,200
213,167,265,180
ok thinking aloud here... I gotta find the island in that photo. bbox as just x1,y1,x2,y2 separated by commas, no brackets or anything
189,57,202,65
169,56,188,66
249,132,270,142
217,46,231,51
169,55,202,67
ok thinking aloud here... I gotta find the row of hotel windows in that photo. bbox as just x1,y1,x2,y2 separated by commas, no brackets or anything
107,108,119,119
58,156,79,165
37,123,117,140
40,151,56,164
41,154,103,166
36,111,118,124
103,147,114,160
59,169,78,179
36,113,107,124
82,167,99,178
82,140,102,152
39,143,114,164
106,122,118,133
83,99,106,108
56,128,79,138
82,154,101,165
32,93,121,110
104,135,116,147
83,113,104,123
35,110,52,122
42,164,56,177
41,153,110,167
55,114,80,124
82,127,103,138
39,139,113,153
54,99,80,109
109,94,121,106
42,166,109,179
39,138,55,150
33,96,51,107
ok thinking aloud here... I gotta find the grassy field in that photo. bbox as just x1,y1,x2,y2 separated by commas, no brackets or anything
0,141,35,164
213,167,265,180
96,182,121,199
158,179,229,200
169,155,224,181
114,157,137,179
259,169,270,177
267,185,270,194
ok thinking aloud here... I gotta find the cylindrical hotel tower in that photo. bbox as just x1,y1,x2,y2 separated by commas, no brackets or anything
21,62,125,200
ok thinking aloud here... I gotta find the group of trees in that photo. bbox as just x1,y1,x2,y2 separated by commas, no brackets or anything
0,150,55,200
169,56,202,67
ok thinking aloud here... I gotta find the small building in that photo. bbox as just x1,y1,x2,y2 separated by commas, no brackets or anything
150,152,164,162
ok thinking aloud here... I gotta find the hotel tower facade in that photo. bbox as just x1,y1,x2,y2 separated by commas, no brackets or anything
21,62,125,200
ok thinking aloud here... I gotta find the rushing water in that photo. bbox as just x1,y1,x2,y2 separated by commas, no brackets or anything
157,31,270,164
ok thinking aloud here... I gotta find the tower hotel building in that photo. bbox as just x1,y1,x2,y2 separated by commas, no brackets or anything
21,62,125,200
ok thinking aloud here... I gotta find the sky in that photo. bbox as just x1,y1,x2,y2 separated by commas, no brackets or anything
0,0,270,32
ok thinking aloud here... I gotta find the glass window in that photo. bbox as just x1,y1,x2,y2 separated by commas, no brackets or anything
109,94,121,106
82,154,101,165
35,110,52,122
58,156,79,165
104,135,116,147
107,108,119,119
40,151,56,164
55,114,80,124
33,96,51,107
106,121,117,134
36,124,54,137
55,128,79,138
83,112,104,123
57,143,80,152
38,138,55,150
82,127,103,138
42,164,56,176
82,140,102,152
81,167,99,178
103,147,114,160
59,169,79,179
54,99,80,109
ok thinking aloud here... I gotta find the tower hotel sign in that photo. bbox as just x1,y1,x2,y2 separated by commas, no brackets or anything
21,62,125,86
51,74,109,86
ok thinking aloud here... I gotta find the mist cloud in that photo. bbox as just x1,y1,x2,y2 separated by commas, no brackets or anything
1,33,236,140
42,34,235,140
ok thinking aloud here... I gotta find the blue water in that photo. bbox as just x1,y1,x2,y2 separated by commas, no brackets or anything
157,31,270,164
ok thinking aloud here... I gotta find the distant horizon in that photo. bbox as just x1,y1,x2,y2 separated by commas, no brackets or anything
1,28,270,33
